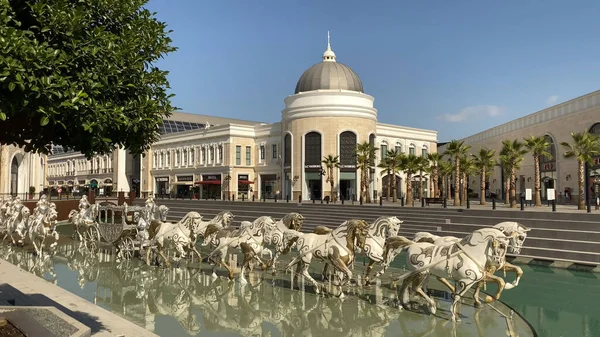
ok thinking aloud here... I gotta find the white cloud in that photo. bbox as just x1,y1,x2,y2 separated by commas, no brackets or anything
546,95,559,105
437,105,503,123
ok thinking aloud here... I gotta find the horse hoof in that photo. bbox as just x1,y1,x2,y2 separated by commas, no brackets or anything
429,306,437,315
473,301,482,309
211,273,218,280
484,295,494,303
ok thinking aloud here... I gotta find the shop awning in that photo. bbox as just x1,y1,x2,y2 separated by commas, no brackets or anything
238,180,254,185
195,181,221,185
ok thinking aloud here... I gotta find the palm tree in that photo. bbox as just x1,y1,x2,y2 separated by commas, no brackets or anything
427,153,442,197
500,139,529,208
400,154,420,206
472,148,496,205
416,156,430,200
438,160,454,200
355,141,378,203
524,136,552,207
322,155,340,202
443,140,471,206
378,150,403,202
497,155,511,204
459,156,476,206
561,131,600,210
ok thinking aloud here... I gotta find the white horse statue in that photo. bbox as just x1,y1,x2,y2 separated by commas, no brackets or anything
28,208,59,256
413,221,530,307
205,215,277,281
145,211,204,268
386,227,509,321
199,211,236,247
283,219,370,298
3,198,31,245
68,197,99,241
263,212,305,274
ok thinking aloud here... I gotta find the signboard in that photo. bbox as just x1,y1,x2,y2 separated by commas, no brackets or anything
340,164,356,169
238,174,249,180
177,175,193,182
304,165,321,169
155,177,169,182
547,188,555,200
540,162,555,172
525,189,532,201
203,175,220,181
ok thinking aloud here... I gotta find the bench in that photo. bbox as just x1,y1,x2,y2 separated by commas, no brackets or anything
424,197,444,206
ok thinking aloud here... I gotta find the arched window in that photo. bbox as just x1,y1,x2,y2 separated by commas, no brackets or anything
409,143,416,156
380,141,388,160
304,132,322,168
395,142,403,153
422,145,428,157
10,157,18,194
339,131,357,168
284,134,292,167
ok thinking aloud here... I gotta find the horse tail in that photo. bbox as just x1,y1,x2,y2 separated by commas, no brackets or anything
313,226,332,235
413,232,436,244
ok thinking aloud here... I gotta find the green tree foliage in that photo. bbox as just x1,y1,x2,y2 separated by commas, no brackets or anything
0,0,177,158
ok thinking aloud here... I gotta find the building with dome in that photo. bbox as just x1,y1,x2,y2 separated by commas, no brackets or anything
34,35,438,201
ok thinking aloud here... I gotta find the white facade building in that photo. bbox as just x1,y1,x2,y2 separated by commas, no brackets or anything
4,36,438,201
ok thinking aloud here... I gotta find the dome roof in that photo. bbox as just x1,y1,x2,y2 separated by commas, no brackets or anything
295,62,363,94
294,32,364,94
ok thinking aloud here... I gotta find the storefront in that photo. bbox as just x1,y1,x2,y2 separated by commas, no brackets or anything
237,174,254,199
195,174,222,199
155,176,169,196
260,174,278,199
175,175,194,197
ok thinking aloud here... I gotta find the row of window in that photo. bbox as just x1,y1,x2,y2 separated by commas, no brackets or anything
48,155,112,177
380,144,428,160
259,144,278,161
153,145,224,169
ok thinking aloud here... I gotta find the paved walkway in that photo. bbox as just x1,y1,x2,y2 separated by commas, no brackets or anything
155,197,600,214
0,259,158,337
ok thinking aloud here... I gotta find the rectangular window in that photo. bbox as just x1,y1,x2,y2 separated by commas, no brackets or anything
409,147,415,156
246,146,251,166
260,145,265,160
219,146,223,161
201,148,205,163
272,144,277,158
422,148,428,157
395,146,402,153
380,145,388,160
236,146,241,165
191,149,195,164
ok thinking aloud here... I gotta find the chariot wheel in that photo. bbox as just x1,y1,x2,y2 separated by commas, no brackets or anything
85,226,100,253
117,237,135,260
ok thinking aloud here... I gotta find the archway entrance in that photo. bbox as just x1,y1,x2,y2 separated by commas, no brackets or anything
304,132,322,200
539,135,557,201
339,131,357,201
381,174,402,199
10,157,18,195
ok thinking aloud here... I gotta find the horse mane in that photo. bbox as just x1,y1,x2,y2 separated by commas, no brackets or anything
415,236,436,244
211,212,225,223
313,226,332,235
148,220,163,240
204,223,221,238
380,236,412,261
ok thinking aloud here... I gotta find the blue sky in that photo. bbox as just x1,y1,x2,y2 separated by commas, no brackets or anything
145,0,600,142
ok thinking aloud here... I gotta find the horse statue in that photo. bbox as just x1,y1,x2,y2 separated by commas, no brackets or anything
205,215,277,281
386,227,509,321
68,196,99,241
413,221,531,307
28,207,59,257
198,211,236,247
263,212,305,274
3,197,31,245
145,211,204,268
284,219,370,298
313,216,404,284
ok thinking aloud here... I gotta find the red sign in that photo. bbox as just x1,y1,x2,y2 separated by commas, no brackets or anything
594,157,600,166
57,188,62,194
540,162,555,172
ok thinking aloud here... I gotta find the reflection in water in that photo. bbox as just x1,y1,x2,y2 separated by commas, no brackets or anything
0,240,537,337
